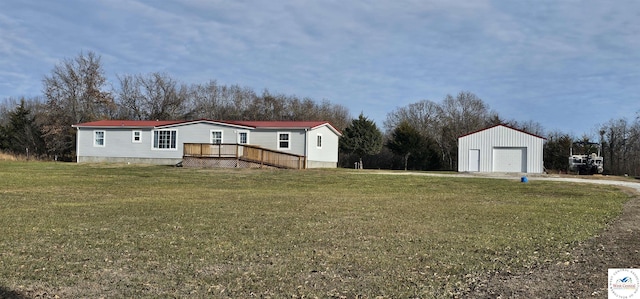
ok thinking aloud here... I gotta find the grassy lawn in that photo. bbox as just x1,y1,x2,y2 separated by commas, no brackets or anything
0,162,630,298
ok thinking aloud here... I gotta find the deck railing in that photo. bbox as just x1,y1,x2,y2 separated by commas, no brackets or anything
183,143,306,169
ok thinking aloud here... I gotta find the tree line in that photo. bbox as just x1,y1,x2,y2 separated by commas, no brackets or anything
340,92,545,171
1,51,638,176
0,51,350,160
340,96,640,176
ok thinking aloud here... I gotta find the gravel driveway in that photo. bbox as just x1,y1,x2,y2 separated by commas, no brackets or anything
372,170,640,191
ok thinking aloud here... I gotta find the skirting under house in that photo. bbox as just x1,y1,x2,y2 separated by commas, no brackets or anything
181,156,278,169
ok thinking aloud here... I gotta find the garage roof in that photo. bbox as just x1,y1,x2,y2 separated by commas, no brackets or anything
72,119,342,135
458,124,546,140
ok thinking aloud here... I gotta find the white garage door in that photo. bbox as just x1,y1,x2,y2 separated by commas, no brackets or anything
493,147,527,172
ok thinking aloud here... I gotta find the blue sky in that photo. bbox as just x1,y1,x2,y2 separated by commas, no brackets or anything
1,0,638,136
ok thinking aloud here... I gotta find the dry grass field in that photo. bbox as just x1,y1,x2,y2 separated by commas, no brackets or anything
0,162,630,298
0,152,19,161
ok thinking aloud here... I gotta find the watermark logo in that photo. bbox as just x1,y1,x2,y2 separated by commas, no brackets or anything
609,269,640,298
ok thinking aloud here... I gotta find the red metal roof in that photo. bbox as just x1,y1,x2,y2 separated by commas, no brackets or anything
220,120,341,135
221,120,328,128
73,120,182,128
73,119,341,135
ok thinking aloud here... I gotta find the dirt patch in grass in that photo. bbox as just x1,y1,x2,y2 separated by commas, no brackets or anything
0,286,30,299
463,188,640,298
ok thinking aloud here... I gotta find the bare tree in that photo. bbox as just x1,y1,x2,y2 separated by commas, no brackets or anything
115,74,144,120
42,51,114,159
113,71,350,128
246,89,287,120
139,72,188,120
384,92,495,170
599,118,640,175
186,80,223,120
505,119,545,137
184,83,351,129
43,51,114,123
384,99,441,134
317,100,351,130
115,72,188,120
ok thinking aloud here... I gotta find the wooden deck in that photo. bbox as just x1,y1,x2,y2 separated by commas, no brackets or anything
183,143,306,169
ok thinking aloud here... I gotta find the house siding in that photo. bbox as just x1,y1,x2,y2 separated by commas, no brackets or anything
165,122,241,145
458,125,544,173
77,123,246,162
249,129,307,156
306,125,339,166
77,128,158,158
74,120,340,168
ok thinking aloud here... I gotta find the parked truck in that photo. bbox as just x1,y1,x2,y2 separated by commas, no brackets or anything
568,141,604,175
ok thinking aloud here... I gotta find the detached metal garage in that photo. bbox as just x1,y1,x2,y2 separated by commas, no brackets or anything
458,124,545,173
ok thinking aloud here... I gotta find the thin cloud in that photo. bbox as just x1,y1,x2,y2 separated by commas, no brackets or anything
0,0,638,135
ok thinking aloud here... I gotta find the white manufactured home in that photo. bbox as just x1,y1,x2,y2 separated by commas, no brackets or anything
458,124,545,173
72,119,342,168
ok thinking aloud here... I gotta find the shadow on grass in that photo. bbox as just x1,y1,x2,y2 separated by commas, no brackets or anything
0,286,29,299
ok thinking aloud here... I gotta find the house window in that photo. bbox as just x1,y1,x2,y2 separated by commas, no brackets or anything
94,131,105,147
278,132,290,150
316,134,322,148
238,131,249,144
132,130,142,143
211,130,223,144
153,130,177,149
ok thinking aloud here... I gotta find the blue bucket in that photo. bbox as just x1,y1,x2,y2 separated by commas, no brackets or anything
521,176,528,183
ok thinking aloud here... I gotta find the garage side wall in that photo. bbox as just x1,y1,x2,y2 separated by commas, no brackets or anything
458,126,544,173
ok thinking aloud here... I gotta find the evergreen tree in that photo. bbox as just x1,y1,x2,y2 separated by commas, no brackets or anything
543,131,573,172
1,99,45,157
386,121,425,170
339,113,383,169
